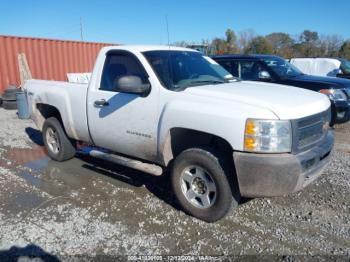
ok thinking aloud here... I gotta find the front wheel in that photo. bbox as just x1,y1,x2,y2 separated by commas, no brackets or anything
42,117,76,162
171,147,240,222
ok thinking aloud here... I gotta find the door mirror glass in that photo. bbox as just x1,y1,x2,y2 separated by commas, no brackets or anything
114,76,150,96
335,69,343,75
258,70,271,80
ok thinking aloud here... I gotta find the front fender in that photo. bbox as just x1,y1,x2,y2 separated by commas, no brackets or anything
157,99,277,164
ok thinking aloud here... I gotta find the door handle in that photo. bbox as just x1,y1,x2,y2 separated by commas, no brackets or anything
94,99,109,107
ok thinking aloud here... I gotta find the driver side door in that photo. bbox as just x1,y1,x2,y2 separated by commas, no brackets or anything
87,51,159,161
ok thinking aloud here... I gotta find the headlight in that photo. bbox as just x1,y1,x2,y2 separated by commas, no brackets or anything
319,89,347,101
244,119,292,153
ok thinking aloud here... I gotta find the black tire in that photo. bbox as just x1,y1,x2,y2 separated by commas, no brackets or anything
5,85,18,91
3,86,19,95
2,92,17,101
0,97,2,107
171,147,240,222
2,100,17,110
42,117,76,162
330,104,336,127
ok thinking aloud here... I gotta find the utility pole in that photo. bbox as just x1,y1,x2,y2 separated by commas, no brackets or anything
80,17,84,41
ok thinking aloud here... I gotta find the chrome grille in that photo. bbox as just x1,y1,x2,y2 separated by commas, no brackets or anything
298,121,324,148
292,108,331,153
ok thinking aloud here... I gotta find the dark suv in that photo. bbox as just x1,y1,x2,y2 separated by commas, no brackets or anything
212,55,350,125
338,58,350,80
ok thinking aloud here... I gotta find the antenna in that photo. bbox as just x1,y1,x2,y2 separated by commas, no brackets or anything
165,15,173,88
165,15,170,47
80,17,84,41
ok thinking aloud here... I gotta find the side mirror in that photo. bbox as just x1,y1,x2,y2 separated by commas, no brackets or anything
335,69,343,77
114,76,150,96
258,71,271,80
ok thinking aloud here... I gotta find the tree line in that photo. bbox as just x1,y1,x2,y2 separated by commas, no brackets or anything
175,29,350,59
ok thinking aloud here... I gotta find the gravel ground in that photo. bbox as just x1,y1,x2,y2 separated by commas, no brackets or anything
0,108,349,260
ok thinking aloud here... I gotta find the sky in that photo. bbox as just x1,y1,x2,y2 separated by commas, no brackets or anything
0,0,349,44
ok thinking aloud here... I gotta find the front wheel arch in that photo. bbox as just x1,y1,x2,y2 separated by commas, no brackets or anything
161,128,234,166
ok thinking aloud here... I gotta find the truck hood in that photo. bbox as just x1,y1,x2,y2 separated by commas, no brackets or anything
290,74,350,88
184,81,330,120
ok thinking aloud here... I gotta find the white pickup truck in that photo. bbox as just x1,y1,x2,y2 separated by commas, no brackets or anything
25,46,334,222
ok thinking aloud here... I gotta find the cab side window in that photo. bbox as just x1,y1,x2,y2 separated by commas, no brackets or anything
100,53,149,92
217,60,239,78
239,61,264,80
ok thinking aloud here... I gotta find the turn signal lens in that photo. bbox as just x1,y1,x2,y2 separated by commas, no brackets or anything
245,120,256,135
319,89,347,101
244,136,256,150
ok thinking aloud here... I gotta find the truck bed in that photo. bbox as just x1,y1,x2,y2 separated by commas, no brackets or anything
25,79,91,143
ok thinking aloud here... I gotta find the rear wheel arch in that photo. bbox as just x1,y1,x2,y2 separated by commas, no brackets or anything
36,103,66,131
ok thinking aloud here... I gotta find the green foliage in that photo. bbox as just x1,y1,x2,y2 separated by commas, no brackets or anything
297,30,320,57
211,37,227,55
210,28,238,54
300,30,319,43
266,33,294,57
225,29,237,53
244,36,273,54
339,41,350,60
174,28,349,59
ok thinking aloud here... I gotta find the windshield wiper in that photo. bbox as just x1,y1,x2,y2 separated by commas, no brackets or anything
173,79,227,92
187,79,226,86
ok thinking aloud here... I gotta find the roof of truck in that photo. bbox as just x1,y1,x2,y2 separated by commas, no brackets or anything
102,45,197,53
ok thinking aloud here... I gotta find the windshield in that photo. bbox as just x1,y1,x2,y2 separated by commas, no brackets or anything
263,57,303,78
143,50,235,91
340,59,350,74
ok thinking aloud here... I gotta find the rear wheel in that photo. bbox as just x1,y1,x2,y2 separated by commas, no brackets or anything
171,147,240,222
43,117,76,161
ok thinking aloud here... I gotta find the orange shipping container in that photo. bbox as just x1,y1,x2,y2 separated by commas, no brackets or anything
0,35,114,93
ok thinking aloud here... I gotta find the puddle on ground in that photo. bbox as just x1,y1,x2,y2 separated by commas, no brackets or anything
3,145,170,219
1,145,179,227
15,148,138,199
5,146,48,165
13,191,44,210
25,157,50,172
20,172,42,188
2,190,46,214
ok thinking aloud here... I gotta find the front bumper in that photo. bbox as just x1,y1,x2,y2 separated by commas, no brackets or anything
233,131,334,198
